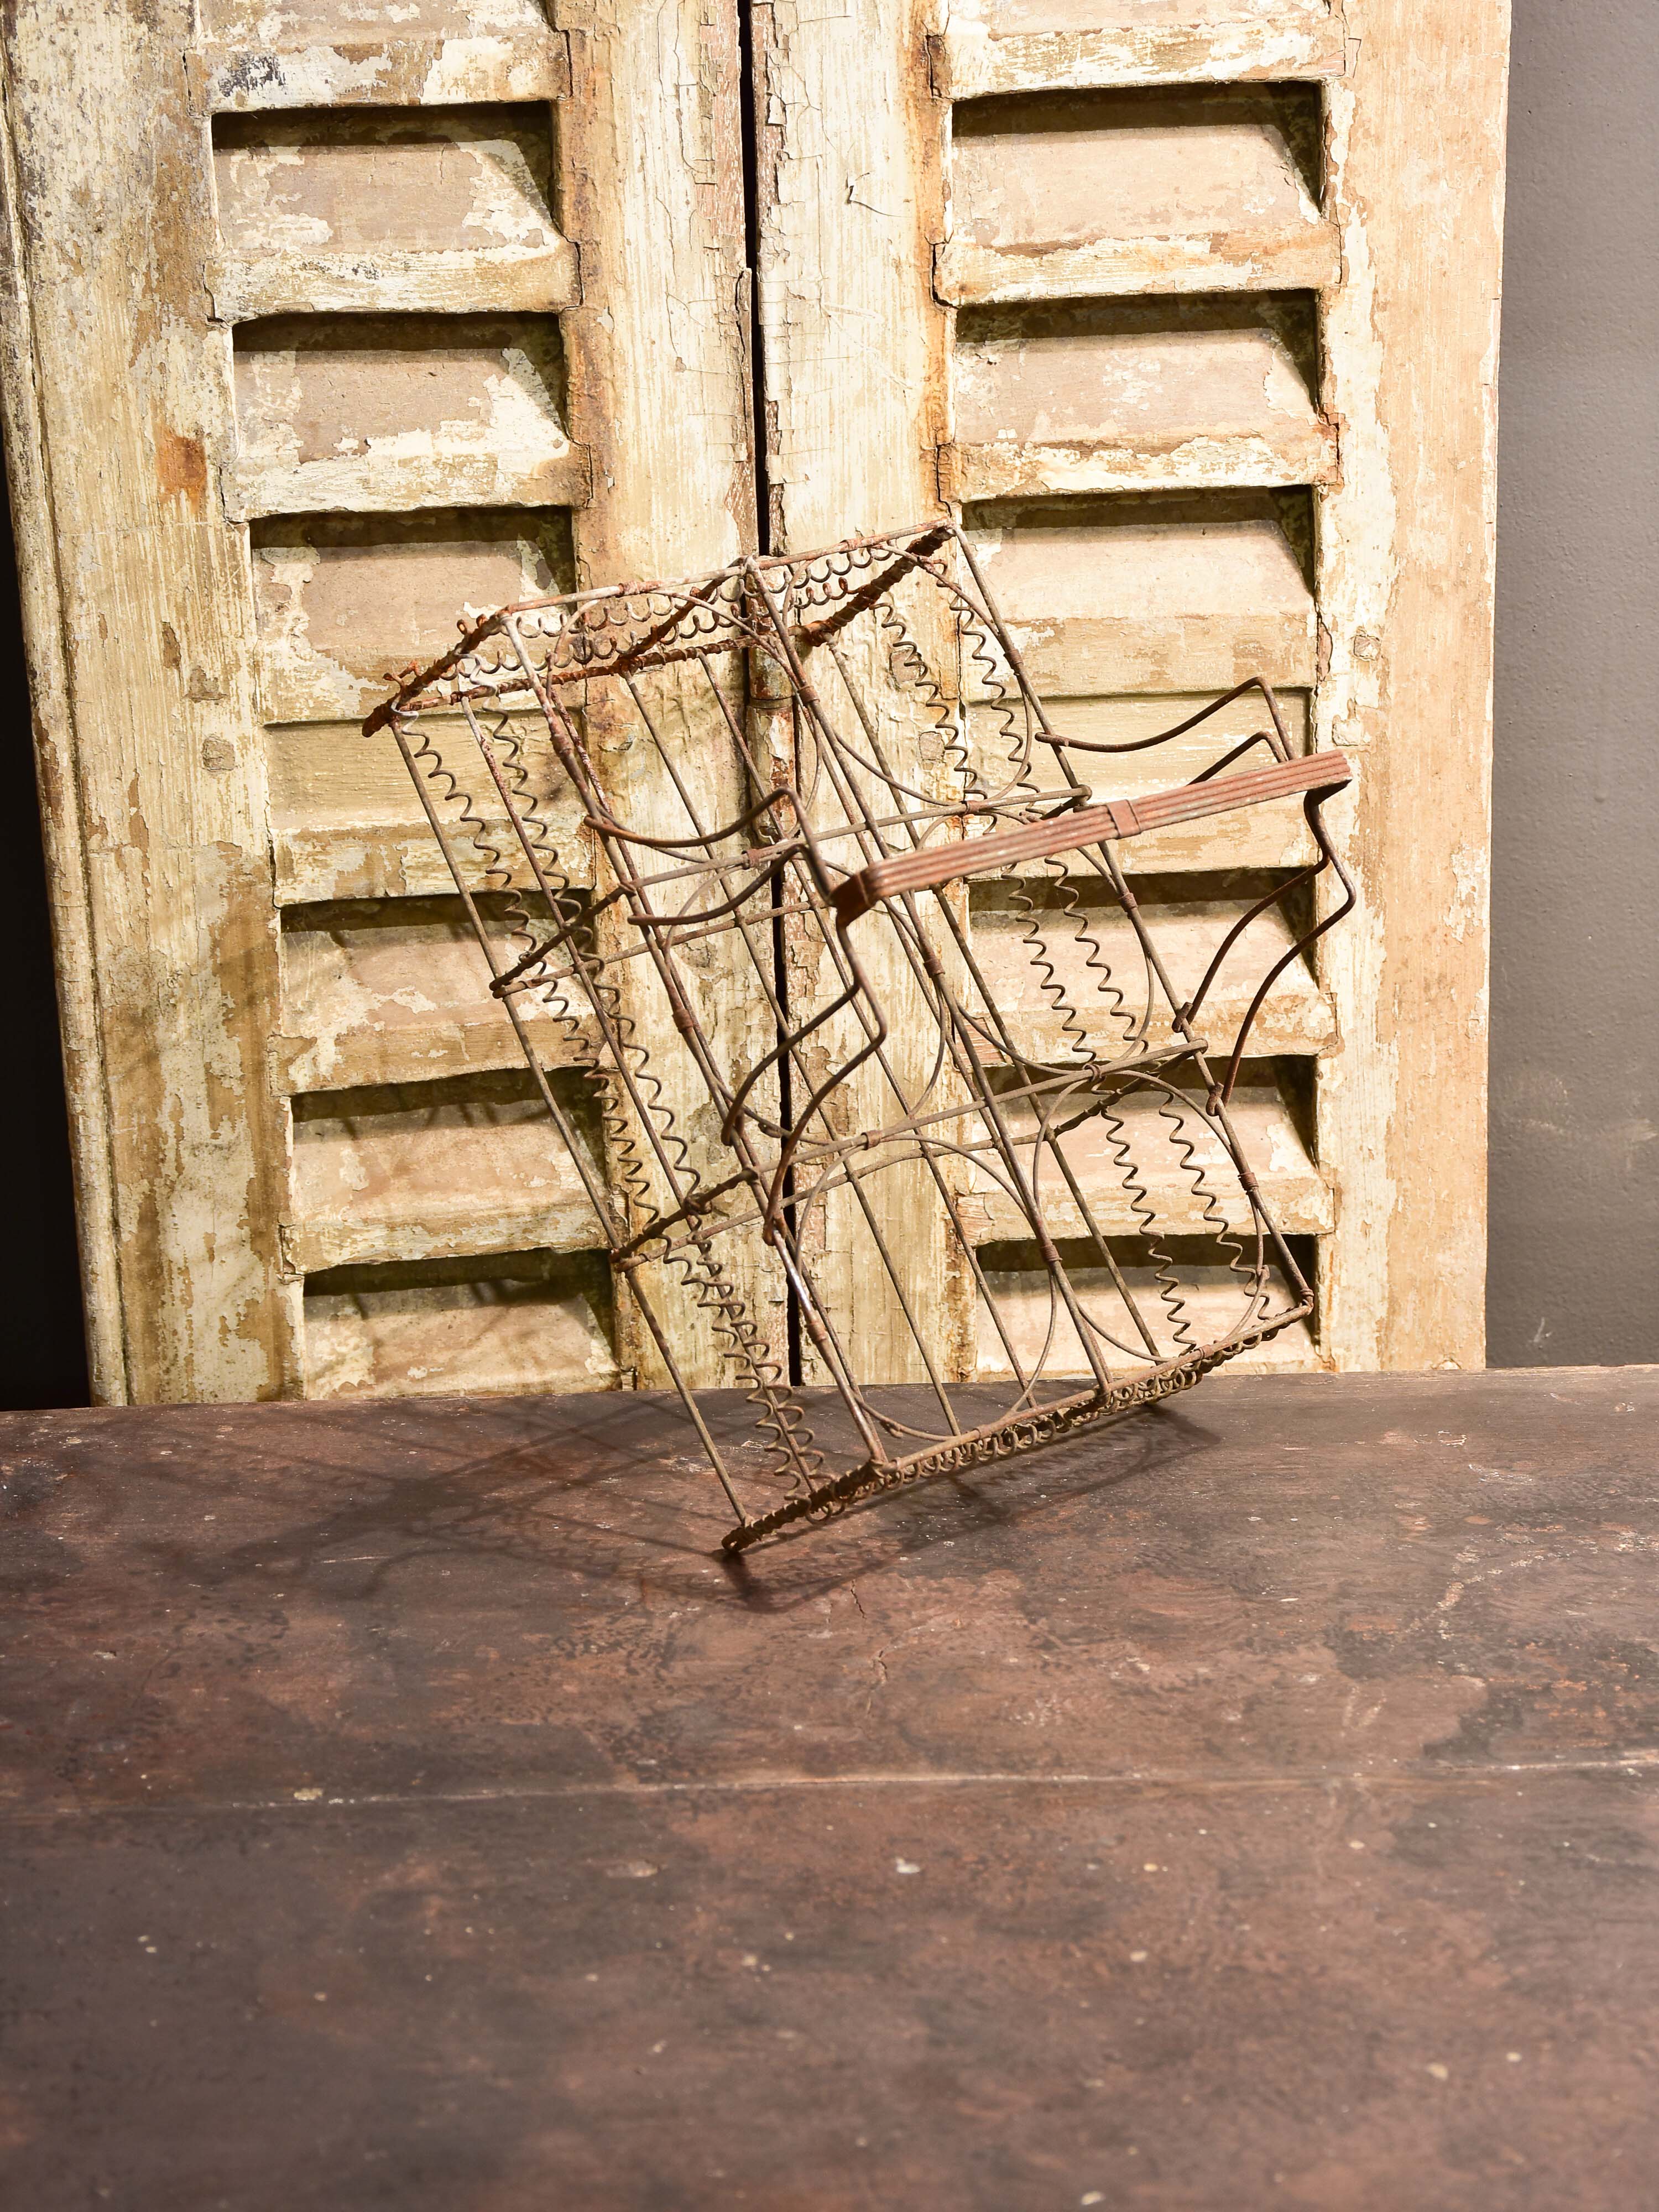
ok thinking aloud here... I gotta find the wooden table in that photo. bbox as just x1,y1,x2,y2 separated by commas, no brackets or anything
3,1368,1656,2209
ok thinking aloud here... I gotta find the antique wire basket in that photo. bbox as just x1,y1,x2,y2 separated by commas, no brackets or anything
364,520,1355,1550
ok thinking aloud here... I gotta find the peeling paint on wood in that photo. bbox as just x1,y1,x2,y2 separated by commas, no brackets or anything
933,1,1347,100
251,508,571,723
1314,1,1509,1369
946,296,1335,499
304,1249,619,1398
276,894,598,1095
286,1069,606,1272
939,85,1339,305
201,30,571,113
555,0,779,1390
0,1,295,1402
965,490,1318,693
267,713,590,905
210,106,580,321
228,315,591,520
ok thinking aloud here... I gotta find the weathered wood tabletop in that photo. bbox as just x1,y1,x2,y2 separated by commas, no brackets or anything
2,1368,1656,2210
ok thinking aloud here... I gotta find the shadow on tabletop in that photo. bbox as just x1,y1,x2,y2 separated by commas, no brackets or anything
121,1384,1217,1617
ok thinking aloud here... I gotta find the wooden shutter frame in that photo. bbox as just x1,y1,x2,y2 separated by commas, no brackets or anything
753,0,1509,1373
0,0,1507,1399
0,0,763,1402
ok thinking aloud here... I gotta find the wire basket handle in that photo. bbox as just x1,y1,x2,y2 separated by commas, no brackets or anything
832,749,1353,925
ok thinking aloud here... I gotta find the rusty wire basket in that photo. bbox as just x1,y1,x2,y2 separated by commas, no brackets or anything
364,520,1355,1551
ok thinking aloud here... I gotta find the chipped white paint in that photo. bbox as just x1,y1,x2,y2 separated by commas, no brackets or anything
966,493,1317,694
268,713,590,906
947,304,1335,497
972,893,1337,1060
211,237,580,321
935,1,1345,98
251,517,561,721
0,0,760,1402
213,109,562,255
210,108,578,319
229,320,591,518
978,1262,1318,1379
1313,2,1508,1369
277,895,596,1093
938,217,1339,308
551,0,781,1389
305,1264,619,1399
0,0,295,1401
201,30,570,112
939,88,1339,304
205,0,550,38
967,1081,1334,1239
287,1081,606,1271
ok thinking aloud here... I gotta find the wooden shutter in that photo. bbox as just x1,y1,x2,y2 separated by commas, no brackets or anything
0,0,762,1400
752,0,1509,1373
1,0,1505,1401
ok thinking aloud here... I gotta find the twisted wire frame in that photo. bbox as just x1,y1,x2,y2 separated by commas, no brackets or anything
363,521,1357,1551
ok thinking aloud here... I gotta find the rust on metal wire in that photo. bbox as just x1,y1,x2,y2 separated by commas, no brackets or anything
365,521,1358,1551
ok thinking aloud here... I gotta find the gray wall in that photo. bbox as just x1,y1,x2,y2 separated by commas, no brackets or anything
1488,0,1658,1365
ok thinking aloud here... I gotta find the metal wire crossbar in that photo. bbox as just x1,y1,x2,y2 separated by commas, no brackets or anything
364,520,1357,1551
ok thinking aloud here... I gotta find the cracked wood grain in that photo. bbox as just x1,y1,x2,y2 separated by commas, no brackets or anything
557,0,782,1387
0,0,295,1401
1314,0,1510,1368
